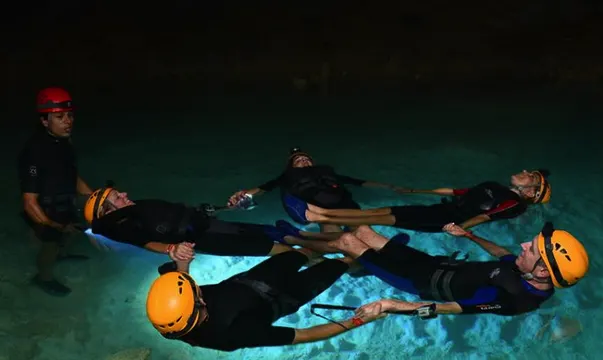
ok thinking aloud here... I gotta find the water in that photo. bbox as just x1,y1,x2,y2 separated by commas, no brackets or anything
0,92,600,360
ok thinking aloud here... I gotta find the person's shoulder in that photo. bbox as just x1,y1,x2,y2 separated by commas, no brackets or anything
476,180,503,188
498,254,517,262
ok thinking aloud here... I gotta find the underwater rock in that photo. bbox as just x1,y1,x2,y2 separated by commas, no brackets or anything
104,348,151,360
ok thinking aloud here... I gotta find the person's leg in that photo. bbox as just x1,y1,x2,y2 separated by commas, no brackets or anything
241,248,317,286
319,223,344,234
306,213,397,227
350,225,391,251
195,219,293,256
329,232,436,294
388,204,457,233
33,227,72,296
280,257,352,307
307,203,393,217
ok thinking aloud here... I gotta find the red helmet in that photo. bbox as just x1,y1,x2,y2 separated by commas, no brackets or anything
36,87,73,113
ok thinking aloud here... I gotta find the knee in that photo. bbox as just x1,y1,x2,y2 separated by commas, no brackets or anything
338,232,359,243
353,225,374,238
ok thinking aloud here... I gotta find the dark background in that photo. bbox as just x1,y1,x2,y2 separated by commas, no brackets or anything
3,1,603,112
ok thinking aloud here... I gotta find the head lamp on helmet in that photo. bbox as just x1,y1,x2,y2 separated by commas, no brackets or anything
536,222,589,288
146,271,204,339
287,147,313,166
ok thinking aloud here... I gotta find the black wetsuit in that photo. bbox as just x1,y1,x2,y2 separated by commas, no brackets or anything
18,129,79,241
358,240,553,315
91,199,282,256
178,251,349,351
259,165,366,223
391,181,527,232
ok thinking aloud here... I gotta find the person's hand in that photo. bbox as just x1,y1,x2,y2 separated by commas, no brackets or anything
442,222,469,236
227,191,248,207
354,299,390,323
60,223,81,234
169,242,196,262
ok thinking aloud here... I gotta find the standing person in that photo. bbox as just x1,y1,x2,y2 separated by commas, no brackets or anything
18,87,93,296
226,147,400,233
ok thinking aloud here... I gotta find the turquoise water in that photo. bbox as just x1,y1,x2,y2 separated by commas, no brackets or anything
1,94,600,359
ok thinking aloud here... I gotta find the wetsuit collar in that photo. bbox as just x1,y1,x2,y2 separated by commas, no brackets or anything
42,128,70,143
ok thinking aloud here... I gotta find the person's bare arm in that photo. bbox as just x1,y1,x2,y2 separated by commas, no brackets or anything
22,193,64,229
444,223,512,258
76,176,93,196
464,231,512,258
292,317,368,344
385,299,463,315
144,242,173,254
458,214,491,229
243,188,265,196
403,187,455,196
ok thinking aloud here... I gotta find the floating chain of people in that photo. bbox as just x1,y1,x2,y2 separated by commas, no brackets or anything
18,87,589,352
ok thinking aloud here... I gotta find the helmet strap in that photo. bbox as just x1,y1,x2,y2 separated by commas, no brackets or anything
521,257,552,284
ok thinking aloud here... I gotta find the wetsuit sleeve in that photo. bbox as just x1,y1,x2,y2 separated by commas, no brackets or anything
484,200,526,220
92,217,150,248
334,173,366,186
456,254,541,315
226,322,296,349
257,173,284,192
17,147,43,194
452,188,469,196
457,291,541,316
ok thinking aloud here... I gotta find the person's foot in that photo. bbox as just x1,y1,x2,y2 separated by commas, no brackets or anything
263,225,290,245
57,253,90,262
304,211,328,222
32,275,71,296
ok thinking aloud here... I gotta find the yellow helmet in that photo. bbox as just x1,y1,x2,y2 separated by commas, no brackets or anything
83,188,113,224
146,271,203,339
532,170,551,204
537,222,589,288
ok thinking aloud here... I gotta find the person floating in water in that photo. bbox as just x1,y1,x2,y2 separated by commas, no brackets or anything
226,147,402,233
276,169,552,233
83,187,303,260
145,246,385,351
330,223,587,318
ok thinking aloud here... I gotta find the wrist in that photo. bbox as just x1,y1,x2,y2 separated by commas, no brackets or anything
345,316,367,329
165,244,175,254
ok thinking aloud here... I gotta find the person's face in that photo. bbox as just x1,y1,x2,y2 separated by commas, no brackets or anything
515,235,549,280
104,190,135,213
292,155,313,168
511,170,541,198
42,111,74,138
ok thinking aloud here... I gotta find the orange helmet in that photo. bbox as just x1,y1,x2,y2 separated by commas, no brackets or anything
146,271,204,338
36,87,73,113
537,222,589,288
83,188,113,224
531,170,551,204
